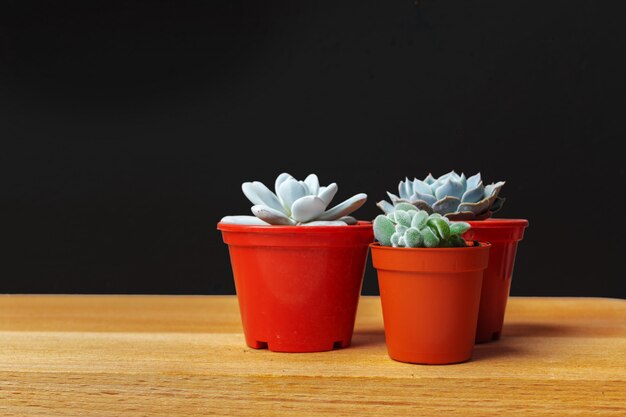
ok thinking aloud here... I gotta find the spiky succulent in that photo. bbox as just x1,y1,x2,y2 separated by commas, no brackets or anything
221,173,367,226
377,171,505,221
373,203,470,248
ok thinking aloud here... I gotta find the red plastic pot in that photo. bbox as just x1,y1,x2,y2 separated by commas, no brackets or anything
217,222,373,353
463,219,529,343
370,242,490,365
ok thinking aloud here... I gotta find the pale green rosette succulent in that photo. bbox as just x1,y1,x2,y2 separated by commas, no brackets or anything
221,173,367,226
377,171,505,220
373,203,471,248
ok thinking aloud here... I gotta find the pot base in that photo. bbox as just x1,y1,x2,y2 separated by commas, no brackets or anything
388,349,472,365
246,337,350,353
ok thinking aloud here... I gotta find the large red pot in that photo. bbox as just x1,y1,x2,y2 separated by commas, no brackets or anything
463,219,529,343
217,222,373,353
371,242,490,365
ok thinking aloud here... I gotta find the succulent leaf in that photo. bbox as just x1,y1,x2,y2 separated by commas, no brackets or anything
374,215,395,246
411,210,429,229
422,226,440,248
242,182,285,213
301,220,347,226
412,178,433,196
377,200,395,214
445,211,474,221
449,222,471,235
412,190,438,206
394,202,417,212
390,232,401,247
277,179,308,214
220,215,269,225
404,227,423,248
461,181,485,203
435,178,464,200
386,191,402,204
394,210,411,227
338,216,358,225
449,234,467,247
432,196,461,215
484,181,506,199
398,181,407,199
395,224,408,236
318,183,339,206
491,196,506,213
457,198,491,216
291,196,327,223
408,200,434,213
241,182,264,206
428,217,450,240
318,193,367,221
304,174,320,195
251,205,297,225
255,181,287,212
465,173,481,190
274,173,294,195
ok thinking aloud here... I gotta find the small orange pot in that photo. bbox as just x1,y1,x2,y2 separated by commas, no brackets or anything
463,219,529,343
370,242,490,365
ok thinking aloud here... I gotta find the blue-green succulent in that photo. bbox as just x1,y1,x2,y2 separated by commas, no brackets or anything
377,171,505,220
373,203,471,248
221,173,367,226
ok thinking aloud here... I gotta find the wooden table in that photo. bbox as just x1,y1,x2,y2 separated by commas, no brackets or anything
1,296,625,416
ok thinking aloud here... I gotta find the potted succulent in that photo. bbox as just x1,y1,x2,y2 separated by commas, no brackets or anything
370,204,491,365
218,173,373,353
377,171,529,343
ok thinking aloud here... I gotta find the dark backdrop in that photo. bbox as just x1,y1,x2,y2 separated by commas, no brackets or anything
1,1,624,297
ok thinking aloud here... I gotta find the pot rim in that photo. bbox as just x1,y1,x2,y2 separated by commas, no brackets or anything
369,241,491,252
463,218,529,228
217,221,372,233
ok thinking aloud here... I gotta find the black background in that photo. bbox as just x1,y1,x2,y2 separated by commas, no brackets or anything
1,1,624,297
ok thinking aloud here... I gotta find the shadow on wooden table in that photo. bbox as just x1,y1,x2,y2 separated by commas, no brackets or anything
350,330,387,348
349,330,526,362
503,322,578,338
472,342,524,361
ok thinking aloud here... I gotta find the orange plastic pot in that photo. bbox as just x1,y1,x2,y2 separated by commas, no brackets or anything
463,219,529,343
217,222,373,353
370,242,490,365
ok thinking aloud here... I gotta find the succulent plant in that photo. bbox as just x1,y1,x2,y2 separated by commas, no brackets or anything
373,203,471,248
377,171,505,220
221,173,367,226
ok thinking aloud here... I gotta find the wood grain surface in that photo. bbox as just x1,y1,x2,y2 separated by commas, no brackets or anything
1,295,625,416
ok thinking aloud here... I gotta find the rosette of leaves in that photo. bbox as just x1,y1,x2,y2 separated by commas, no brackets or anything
373,203,471,248
377,171,505,220
221,173,367,226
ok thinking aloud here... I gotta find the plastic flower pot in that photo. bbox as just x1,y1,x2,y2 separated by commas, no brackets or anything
370,242,490,365
463,219,529,343
217,222,373,353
